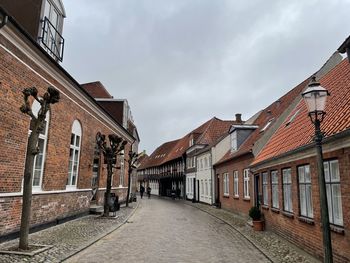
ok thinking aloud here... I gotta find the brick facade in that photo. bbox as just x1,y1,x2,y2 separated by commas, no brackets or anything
0,20,133,237
253,147,350,262
215,153,254,216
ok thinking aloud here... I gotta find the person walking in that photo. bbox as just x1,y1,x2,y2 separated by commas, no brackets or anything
147,186,151,199
140,185,145,199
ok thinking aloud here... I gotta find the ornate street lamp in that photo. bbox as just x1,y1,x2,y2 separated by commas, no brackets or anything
302,76,332,263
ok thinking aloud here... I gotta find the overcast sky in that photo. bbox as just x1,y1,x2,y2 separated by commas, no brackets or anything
61,0,349,154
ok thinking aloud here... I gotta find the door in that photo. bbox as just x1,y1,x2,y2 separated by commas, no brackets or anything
254,174,260,207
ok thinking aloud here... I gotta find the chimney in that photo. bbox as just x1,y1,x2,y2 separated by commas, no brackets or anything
235,113,242,123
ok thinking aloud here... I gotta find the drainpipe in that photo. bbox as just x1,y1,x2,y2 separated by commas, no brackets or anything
0,9,9,30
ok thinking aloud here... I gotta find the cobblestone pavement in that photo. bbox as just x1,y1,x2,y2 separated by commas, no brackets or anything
0,204,137,263
65,197,271,263
187,201,321,263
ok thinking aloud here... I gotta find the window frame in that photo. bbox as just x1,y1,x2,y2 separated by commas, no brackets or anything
297,164,313,218
282,168,293,213
262,172,268,206
67,120,82,189
324,159,343,226
223,173,229,196
271,170,279,209
243,169,250,199
233,170,239,197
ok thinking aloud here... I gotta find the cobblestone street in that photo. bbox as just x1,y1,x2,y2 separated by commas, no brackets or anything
66,197,271,263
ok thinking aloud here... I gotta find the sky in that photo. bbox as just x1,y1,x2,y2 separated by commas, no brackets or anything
61,0,350,154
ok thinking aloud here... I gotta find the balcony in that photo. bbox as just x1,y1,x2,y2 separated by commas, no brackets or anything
40,17,65,62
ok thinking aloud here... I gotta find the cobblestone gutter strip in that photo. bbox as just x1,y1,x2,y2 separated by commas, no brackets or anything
0,202,139,263
186,201,321,263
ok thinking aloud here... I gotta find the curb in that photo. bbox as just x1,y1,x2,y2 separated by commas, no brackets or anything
61,201,140,262
185,202,274,263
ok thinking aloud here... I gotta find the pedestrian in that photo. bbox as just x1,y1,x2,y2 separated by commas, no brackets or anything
147,186,151,198
140,185,145,199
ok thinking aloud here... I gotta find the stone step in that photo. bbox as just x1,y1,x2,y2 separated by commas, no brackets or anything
89,205,104,214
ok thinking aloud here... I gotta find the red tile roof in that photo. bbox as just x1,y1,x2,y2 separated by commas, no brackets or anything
81,81,113,98
215,77,311,166
253,59,350,165
140,117,238,169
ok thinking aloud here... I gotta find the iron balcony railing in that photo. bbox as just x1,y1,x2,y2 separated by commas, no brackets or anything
40,16,64,62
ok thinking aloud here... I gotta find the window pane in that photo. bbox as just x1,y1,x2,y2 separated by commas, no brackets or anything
330,160,340,182
306,184,313,218
324,162,330,182
298,167,305,183
332,184,343,225
300,185,306,216
75,136,80,147
304,165,311,182
326,184,333,223
70,134,75,145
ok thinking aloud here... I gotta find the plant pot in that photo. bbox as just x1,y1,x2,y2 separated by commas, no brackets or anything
252,220,264,231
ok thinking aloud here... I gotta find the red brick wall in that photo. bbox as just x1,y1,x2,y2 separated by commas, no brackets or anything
215,153,254,216
0,191,91,236
0,31,130,235
255,148,350,263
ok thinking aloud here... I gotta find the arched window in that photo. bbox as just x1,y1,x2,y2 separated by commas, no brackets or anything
31,100,50,190
67,120,82,188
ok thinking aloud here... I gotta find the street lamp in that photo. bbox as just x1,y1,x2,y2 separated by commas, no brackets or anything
302,76,332,263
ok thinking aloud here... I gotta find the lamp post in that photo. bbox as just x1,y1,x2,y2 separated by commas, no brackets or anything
302,76,332,263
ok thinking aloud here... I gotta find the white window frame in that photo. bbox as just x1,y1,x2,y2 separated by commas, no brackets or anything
262,172,268,206
298,165,313,218
324,160,343,226
243,169,250,199
223,173,229,196
31,100,49,191
271,170,279,209
282,168,293,213
233,171,239,197
67,120,82,189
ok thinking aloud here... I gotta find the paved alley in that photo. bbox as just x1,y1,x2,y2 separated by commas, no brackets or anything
65,197,270,263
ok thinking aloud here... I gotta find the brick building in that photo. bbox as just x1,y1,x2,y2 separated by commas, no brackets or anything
0,1,135,239
251,58,350,262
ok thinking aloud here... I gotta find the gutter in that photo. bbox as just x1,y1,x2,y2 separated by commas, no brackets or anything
250,128,350,170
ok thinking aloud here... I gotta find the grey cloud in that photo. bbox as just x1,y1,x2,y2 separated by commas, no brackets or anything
62,0,350,153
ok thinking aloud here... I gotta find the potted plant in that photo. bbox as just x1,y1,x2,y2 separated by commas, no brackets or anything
249,206,264,231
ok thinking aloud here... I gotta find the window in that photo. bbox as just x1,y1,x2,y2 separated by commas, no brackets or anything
205,180,208,196
223,173,229,196
204,157,208,169
209,179,212,197
31,100,49,189
243,169,250,198
324,160,343,226
67,120,82,187
282,168,293,212
201,180,204,195
233,171,239,197
298,165,313,218
262,172,268,205
120,150,125,186
271,170,279,208
41,0,64,60
230,132,237,151
189,138,194,147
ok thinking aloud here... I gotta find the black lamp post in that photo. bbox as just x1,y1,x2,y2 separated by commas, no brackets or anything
302,76,332,263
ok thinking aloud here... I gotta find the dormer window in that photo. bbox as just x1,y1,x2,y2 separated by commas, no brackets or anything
189,138,194,147
40,0,66,61
231,131,237,152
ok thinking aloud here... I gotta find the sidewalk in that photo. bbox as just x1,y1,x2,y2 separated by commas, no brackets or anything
186,201,321,263
0,203,138,263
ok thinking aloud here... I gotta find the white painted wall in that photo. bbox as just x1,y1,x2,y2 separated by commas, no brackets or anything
196,152,212,204
186,172,195,199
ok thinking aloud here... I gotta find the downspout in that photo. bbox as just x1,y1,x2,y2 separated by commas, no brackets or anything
0,10,9,30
